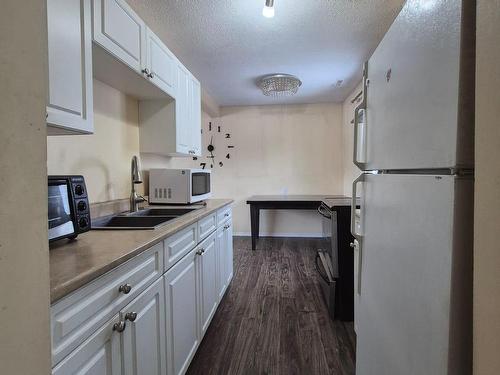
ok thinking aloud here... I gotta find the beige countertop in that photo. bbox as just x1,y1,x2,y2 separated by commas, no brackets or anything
49,199,233,303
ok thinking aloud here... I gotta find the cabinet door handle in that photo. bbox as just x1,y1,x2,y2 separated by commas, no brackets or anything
141,68,150,76
118,283,132,294
113,320,126,332
148,71,154,79
196,248,205,255
224,213,230,217
124,312,137,322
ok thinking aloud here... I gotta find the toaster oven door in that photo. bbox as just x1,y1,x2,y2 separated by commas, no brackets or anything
48,179,75,241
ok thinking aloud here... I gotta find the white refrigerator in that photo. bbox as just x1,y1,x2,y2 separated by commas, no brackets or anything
351,0,475,374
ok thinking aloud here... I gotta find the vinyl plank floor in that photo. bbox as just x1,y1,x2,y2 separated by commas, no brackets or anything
186,236,356,375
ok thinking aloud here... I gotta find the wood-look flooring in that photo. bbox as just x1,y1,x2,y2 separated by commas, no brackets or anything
187,237,356,375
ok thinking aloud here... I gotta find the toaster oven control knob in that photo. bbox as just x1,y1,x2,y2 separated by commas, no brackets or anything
77,201,87,212
79,217,88,229
74,184,84,196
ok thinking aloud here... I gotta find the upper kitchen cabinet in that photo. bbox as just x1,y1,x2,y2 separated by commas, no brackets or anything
178,68,202,156
46,0,94,135
92,0,145,73
190,77,202,155
145,27,177,97
139,64,202,157
91,0,168,99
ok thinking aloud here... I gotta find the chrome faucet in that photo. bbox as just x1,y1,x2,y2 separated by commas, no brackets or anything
130,155,146,212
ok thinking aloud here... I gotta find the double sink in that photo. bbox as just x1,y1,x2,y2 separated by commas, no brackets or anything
92,208,199,230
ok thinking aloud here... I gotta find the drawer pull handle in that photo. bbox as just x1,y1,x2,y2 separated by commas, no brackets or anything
118,283,132,294
113,320,126,332
224,213,229,217
124,312,137,322
196,248,205,255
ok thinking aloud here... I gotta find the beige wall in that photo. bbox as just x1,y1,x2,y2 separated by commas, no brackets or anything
49,97,344,236
0,0,51,373
474,0,500,373
215,103,344,236
48,80,145,202
341,82,363,195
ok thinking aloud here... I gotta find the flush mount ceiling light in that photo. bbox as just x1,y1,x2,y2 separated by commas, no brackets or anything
262,0,275,18
258,74,302,97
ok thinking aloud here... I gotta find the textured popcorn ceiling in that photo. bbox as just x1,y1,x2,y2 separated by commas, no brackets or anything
127,0,404,106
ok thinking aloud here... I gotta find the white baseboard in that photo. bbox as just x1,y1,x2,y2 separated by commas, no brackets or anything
233,232,324,238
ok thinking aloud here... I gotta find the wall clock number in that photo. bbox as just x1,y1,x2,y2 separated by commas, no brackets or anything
200,162,206,169
226,153,230,159
225,133,231,139
228,145,234,149
209,122,212,131
217,126,221,133
192,157,198,161
219,162,223,167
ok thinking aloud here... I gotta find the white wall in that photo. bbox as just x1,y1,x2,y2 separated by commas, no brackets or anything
474,0,500,373
0,1,51,373
341,82,363,195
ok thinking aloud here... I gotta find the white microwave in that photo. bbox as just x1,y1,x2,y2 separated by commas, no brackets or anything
149,169,211,204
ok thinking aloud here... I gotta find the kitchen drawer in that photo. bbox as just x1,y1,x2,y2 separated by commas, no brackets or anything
198,213,217,242
217,206,232,226
51,242,163,366
164,223,198,272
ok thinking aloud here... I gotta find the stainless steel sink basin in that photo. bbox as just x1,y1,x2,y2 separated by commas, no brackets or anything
92,215,177,229
126,208,197,217
92,206,201,230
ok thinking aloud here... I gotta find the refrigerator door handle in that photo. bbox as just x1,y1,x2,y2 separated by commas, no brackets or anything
353,105,366,168
351,174,365,241
351,239,362,295
353,61,368,169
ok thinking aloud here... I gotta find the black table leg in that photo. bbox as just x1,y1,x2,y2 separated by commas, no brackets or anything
250,205,260,250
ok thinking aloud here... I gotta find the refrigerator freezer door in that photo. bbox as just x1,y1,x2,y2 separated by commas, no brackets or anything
356,173,472,375
361,0,474,171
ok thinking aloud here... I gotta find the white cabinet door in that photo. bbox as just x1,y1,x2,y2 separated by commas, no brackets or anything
363,0,474,170
198,232,218,335
145,28,176,97
46,0,93,134
121,277,166,375
52,314,122,375
164,249,199,375
215,226,227,301
175,64,191,155
92,0,146,73
224,220,234,286
189,77,202,156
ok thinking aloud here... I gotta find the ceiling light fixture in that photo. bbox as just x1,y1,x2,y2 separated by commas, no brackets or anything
262,0,275,18
258,74,302,97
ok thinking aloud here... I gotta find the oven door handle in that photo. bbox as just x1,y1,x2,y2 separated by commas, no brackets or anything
317,204,332,219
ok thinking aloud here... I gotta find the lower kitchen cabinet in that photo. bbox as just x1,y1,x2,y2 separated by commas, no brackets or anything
224,220,234,287
121,277,166,375
199,232,218,335
51,206,233,375
216,218,234,300
52,314,122,375
164,249,199,375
